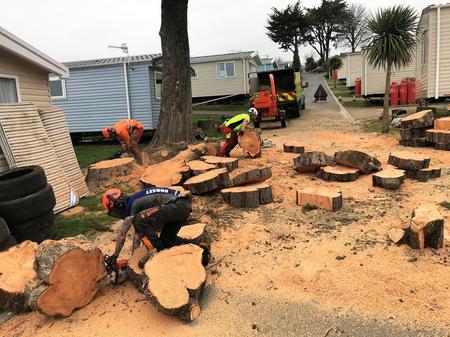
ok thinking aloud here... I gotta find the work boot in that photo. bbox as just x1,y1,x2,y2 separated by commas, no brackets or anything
198,243,211,267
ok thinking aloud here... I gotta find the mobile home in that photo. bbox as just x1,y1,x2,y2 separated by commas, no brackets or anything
338,51,363,88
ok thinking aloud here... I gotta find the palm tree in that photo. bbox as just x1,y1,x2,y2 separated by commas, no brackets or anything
365,6,418,133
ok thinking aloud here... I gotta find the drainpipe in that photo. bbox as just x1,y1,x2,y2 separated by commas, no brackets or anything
242,58,247,94
435,6,441,99
123,62,131,119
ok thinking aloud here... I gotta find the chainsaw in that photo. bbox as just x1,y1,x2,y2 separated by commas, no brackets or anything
104,254,128,284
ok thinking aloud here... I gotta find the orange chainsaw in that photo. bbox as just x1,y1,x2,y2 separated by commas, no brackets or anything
104,254,128,284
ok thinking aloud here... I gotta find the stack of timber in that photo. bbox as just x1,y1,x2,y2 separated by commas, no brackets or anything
296,188,343,211
388,151,439,182
399,110,434,147
425,117,450,151
409,205,444,249
293,151,334,173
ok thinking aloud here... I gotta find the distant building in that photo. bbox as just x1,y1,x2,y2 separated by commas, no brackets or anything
258,57,279,72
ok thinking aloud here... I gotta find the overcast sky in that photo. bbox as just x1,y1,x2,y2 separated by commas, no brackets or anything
0,0,438,64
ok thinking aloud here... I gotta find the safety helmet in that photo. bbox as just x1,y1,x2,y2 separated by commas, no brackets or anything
102,188,124,213
248,107,258,117
102,127,112,139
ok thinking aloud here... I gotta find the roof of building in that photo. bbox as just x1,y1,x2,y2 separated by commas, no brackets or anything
63,54,162,69
190,51,260,64
0,26,69,78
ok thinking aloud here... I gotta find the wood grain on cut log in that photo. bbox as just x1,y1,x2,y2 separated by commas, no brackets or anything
409,205,444,249
372,169,406,190
221,182,273,208
229,166,272,186
400,110,434,129
283,143,305,154
141,160,190,187
293,151,334,173
435,143,450,151
434,116,450,130
334,150,381,174
201,156,238,171
187,160,217,175
425,129,450,143
85,157,135,190
317,165,359,182
296,188,343,211
167,185,191,197
183,168,231,194
238,129,261,158
143,244,206,321
0,241,37,312
406,166,441,182
400,127,428,141
399,138,429,148
388,151,431,170
387,228,405,244
178,223,209,245
27,235,106,317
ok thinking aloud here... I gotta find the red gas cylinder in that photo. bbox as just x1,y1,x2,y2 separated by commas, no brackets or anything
399,79,408,105
390,82,399,106
408,78,416,104
354,78,361,95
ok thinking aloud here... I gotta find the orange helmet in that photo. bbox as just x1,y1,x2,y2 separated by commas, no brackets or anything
102,188,123,213
102,127,112,139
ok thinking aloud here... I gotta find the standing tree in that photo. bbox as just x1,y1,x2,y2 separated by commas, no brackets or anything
305,55,317,72
327,55,343,88
306,0,348,62
151,0,192,146
341,3,369,52
365,5,418,133
266,1,309,69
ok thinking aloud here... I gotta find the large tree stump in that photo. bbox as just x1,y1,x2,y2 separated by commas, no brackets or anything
387,151,431,170
85,157,135,190
143,244,206,321
317,165,359,182
187,160,217,175
425,129,450,143
296,188,343,211
27,235,106,317
141,160,190,187
201,156,238,171
434,116,450,130
230,166,272,186
399,138,429,147
183,168,231,194
0,241,37,312
283,143,305,154
372,169,406,190
406,166,441,182
400,127,429,141
221,182,273,208
334,150,381,174
400,110,434,129
238,129,261,158
293,151,334,173
409,205,444,249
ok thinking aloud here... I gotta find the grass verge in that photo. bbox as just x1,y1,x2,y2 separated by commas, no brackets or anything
75,144,123,168
343,100,372,108
362,119,400,134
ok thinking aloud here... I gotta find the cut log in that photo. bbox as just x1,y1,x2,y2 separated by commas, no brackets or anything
434,116,450,130
229,166,272,186
387,151,431,170
435,143,450,151
406,166,441,182
201,156,238,171
238,129,261,158
372,169,406,190
399,138,429,147
143,244,206,321
141,160,190,187
167,185,191,197
283,143,305,154
409,205,444,249
221,182,273,208
293,151,334,173
187,160,217,175
317,165,359,182
425,129,450,143
400,127,429,141
387,228,405,244
183,168,231,194
27,235,106,317
295,188,343,211
85,157,135,190
178,223,209,244
0,241,37,312
334,150,381,174
400,110,434,129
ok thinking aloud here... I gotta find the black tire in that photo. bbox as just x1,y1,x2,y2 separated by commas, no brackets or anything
0,217,11,244
0,166,47,201
9,211,54,240
15,221,58,244
0,184,56,224
0,235,17,252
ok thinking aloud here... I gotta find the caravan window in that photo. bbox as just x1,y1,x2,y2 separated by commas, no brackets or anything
217,62,235,78
49,75,66,99
0,75,20,104
155,71,163,100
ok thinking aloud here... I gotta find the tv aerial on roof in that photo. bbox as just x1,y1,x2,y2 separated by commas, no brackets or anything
108,43,129,57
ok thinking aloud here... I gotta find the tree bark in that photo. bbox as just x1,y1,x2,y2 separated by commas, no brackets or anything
151,0,192,146
293,43,300,69
382,62,392,133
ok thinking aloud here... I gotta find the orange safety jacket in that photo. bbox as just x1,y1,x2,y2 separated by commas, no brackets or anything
111,119,144,143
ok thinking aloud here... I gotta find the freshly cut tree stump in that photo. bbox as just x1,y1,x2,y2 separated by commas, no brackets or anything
372,169,406,190
425,129,450,143
400,110,434,129
317,165,359,182
27,235,106,317
406,166,441,182
388,151,431,170
283,143,305,154
434,116,450,130
86,157,135,190
409,205,444,249
293,151,334,173
400,127,428,141
187,160,217,175
0,241,37,312
435,143,450,151
221,182,273,208
229,166,272,186
201,156,238,171
183,168,231,194
238,129,261,158
387,228,406,244
143,244,206,321
334,150,381,174
399,138,429,147
178,223,209,244
295,188,342,211
141,160,190,187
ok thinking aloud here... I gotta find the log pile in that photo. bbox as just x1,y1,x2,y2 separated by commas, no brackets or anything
334,150,381,174
317,165,359,182
283,143,305,154
187,160,217,175
229,166,272,186
86,157,136,191
425,117,450,151
372,169,406,190
238,129,261,158
221,182,273,208
405,166,441,182
387,151,440,182
398,110,434,148
409,205,444,249
296,188,343,211
183,168,231,194
201,156,238,171
293,151,334,173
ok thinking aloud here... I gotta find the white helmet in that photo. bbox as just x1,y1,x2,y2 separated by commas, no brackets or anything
248,107,258,117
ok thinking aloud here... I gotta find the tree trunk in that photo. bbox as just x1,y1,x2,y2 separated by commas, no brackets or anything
382,62,392,133
293,44,300,69
151,0,192,146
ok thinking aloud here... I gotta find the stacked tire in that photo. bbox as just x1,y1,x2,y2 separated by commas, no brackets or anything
0,166,58,246
0,217,16,251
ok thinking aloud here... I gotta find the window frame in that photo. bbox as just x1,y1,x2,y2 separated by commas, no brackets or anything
0,74,21,103
49,74,66,100
154,71,163,100
217,61,236,79
191,71,199,80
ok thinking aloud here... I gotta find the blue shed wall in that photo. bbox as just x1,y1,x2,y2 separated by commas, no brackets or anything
127,64,154,129
148,69,161,128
